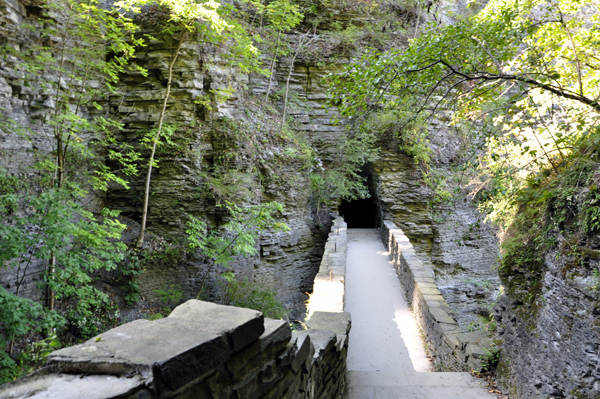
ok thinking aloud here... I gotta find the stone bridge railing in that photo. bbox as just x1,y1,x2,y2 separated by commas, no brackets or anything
0,217,350,399
381,220,493,372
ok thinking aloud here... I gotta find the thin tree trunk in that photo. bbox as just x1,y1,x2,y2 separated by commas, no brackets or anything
137,32,186,248
281,31,316,132
414,1,421,38
265,29,283,103
48,254,56,311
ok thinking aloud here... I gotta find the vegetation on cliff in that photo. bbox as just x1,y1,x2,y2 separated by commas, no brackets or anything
331,0,599,275
329,0,599,379
0,0,412,382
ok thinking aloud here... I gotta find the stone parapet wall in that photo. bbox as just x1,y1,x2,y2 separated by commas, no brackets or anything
0,218,350,399
306,216,347,318
381,220,492,372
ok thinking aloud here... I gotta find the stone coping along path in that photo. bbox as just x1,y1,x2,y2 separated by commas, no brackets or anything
344,229,495,399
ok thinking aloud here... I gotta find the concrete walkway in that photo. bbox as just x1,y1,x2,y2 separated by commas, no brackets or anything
344,229,495,399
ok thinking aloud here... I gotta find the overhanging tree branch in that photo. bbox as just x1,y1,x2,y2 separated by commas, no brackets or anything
403,60,600,112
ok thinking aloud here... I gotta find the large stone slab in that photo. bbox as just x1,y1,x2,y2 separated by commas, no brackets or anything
306,311,351,336
167,300,265,352
48,300,264,393
0,371,145,399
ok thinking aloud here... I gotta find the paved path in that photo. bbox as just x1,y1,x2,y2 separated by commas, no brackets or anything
344,229,495,399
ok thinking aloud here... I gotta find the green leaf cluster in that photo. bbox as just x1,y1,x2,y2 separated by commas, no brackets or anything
187,201,290,299
0,287,65,384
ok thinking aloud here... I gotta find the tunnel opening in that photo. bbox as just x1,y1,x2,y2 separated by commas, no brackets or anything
339,168,380,228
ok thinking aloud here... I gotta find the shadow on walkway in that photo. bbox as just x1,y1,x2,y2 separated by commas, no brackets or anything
344,229,494,399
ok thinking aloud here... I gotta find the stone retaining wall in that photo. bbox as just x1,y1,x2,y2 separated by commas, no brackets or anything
381,220,492,372
0,218,350,399
306,217,347,318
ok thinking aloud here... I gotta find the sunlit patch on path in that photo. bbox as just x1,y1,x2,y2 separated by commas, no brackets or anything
344,229,495,399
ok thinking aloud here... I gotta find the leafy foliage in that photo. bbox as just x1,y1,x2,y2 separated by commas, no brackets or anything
187,201,290,298
479,345,501,373
329,0,600,287
330,0,599,178
0,287,65,384
218,274,287,319
0,187,127,318
309,126,379,209
0,0,144,377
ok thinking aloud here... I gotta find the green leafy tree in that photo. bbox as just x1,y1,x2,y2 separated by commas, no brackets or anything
0,287,64,384
119,0,264,247
0,0,143,378
309,127,379,211
186,201,290,298
262,0,304,103
329,0,600,222
329,0,600,315
0,186,127,322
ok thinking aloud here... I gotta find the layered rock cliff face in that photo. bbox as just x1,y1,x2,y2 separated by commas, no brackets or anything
102,30,333,316
0,0,334,319
494,188,600,398
0,0,500,327
496,270,600,398
370,122,500,329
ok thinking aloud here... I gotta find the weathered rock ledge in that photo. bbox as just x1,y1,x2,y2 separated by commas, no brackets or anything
381,220,493,372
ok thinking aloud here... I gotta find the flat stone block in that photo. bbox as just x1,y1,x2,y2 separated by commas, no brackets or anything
306,312,351,336
465,343,487,359
419,287,442,296
424,300,446,308
167,300,265,352
443,333,463,350
437,324,463,335
422,294,446,303
429,308,457,325
410,270,431,280
0,372,144,399
414,281,438,290
454,331,489,347
413,276,436,285
298,329,336,358
49,300,264,393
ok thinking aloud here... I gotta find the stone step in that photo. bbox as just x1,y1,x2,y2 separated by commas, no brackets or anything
347,371,494,399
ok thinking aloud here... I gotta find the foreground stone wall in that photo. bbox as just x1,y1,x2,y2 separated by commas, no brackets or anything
0,218,351,399
0,300,350,399
381,220,493,372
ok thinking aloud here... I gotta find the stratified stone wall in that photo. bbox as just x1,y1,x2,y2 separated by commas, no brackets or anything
381,220,493,372
371,132,500,329
495,250,600,398
0,216,351,399
0,0,331,316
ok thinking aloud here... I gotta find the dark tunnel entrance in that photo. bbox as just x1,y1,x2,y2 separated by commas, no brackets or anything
339,170,379,228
